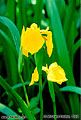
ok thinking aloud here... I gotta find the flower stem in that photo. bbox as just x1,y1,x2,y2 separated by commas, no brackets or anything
53,102,57,120
19,74,30,107
53,85,57,120
39,74,43,120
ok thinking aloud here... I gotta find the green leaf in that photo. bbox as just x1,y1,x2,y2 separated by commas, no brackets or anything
0,103,19,116
48,81,56,118
46,0,79,114
67,21,77,66
55,0,66,20
0,76,36,120
54,84,70,114
17,0,27,33
7,0,15,22
30,96,39,110
48,81,55,102
0,16,20,54
60,86,81,95
18,0,27,27
63,0,76,43
0,46,3,53
34,48,43,74
0,29,18,85
12,82,39,89
0,29,16,54
73,38,81,55
32,107,40,115
34,0,43,25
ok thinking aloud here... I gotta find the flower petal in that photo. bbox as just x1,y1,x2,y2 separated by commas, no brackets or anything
42,64,49,74
22,49,28,57
46,31,53,57
21,23,44,57
30,23,38,30
21,26,25,46
29,67,39,86
47,62,67,84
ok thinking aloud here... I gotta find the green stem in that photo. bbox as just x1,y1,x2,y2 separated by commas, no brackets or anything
53,84,56,120
19,74,30,107
39,74,43,120
53,102,57,120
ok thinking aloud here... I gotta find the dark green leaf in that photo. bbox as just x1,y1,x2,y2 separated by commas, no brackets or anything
0,76,36,120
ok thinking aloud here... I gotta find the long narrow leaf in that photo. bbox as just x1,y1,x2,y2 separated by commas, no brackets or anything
18,0,27,28
0,16,20,54
0,103,19,116
34,0,43,25
63,0,76,43
0,76,36,120
60,86,81,95
73,38,81,55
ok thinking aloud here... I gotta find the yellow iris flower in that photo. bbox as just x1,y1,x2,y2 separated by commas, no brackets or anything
29,62,68,86
21,23,53,57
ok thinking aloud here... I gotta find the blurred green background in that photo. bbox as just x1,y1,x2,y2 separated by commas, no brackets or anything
0,0,80,120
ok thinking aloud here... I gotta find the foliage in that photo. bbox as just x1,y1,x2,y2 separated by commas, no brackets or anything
0,0,80,120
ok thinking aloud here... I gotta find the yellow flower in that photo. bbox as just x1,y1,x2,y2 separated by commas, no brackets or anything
29,67,39,86
21,23,53,57
29,62,67,86
42,62,68,85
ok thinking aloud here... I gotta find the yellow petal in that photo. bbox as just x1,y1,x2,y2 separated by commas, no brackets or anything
49,62,58,69
29,79,34,86
22,49,28,57
30,23,37,30
46,31,53,57
42,64,49,74
21,26,25,46
29,67,39,86
47,62,67,84
21,23,44,57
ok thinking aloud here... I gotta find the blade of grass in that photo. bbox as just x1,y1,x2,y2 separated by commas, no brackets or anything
0,76,36,120
46,0,79,114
